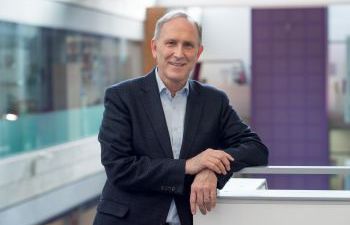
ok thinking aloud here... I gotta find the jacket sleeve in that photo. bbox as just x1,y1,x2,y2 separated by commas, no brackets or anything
99,87,186,194
216,92,269,189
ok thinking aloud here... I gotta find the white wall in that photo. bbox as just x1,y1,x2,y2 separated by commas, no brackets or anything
329,5,350,41
200,7,251,64
198,7,251,120
328,4,350,126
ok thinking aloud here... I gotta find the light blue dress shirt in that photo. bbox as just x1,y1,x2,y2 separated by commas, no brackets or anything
155,69,188,225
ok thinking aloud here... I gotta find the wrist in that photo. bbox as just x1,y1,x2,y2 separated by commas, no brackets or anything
185,159,194,175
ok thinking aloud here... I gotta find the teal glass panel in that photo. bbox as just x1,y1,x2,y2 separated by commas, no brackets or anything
0,18,141,158
0,105,103,158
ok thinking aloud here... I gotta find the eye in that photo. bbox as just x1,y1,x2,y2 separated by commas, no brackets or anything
184,42,195,49
166,40,176,46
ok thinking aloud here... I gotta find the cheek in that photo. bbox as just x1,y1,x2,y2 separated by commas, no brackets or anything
186,51,198,61
156,53,166,63
157,50,169,60
163,50,173,59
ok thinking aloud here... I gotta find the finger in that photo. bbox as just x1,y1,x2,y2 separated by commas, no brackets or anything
221,151,234,161
197,188,204,206
198,197,207,215
199,204,207,215
211,160,226,175
217,153,234,171
200,152,220,173
206,161,222,174
210,188,217,208
215,160,227,175
227,153,234,161
215,151,234,162
197,188,205,214
190,189,197,215
222,157,231,171
210,157,227,174
212,151,232,163
203,187,211,212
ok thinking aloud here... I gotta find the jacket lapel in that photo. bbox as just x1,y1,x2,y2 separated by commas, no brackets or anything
179,81,204,159
139,70,173,159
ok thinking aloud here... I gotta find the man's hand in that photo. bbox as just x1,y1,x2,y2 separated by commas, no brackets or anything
185,148,234,175
190,169,218,215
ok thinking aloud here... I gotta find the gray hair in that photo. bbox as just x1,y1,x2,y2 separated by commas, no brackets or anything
153,10,202,45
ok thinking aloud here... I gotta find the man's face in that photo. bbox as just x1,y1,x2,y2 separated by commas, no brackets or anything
151,17,203,85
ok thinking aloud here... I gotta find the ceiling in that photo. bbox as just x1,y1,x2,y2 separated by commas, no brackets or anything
49,0,350,20
156,0,350,7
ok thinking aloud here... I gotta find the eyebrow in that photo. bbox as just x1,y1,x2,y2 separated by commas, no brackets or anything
164,39,195,46
183,41,195,46
164,38,177,43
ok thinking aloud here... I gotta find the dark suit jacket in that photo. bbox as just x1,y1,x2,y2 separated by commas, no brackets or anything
93,69,268,225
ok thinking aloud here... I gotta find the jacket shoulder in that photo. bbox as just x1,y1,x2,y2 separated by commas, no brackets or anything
191,80,228,100
107,76,144,92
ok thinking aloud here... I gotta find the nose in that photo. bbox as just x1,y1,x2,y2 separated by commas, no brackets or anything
173,45,185,58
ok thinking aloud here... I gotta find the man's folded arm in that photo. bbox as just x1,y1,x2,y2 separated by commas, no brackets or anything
216,91,269,189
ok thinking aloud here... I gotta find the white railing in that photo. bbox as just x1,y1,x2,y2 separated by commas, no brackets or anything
237,165,350,175
195,166,350,225
0,136,105,225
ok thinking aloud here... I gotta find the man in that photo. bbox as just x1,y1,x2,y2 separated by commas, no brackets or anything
93,11,268,225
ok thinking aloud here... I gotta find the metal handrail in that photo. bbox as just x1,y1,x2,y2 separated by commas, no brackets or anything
237,166,350,175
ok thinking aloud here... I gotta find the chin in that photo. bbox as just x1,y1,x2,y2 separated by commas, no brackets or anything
168,70,190,80
168,74,188,82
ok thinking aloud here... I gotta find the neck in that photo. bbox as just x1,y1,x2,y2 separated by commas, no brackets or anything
163,78,186,97
157,71,187,97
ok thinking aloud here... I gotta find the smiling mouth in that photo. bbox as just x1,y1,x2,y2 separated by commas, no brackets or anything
169,62,186,67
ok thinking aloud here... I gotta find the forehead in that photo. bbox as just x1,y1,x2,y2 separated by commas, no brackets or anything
159,17,199,42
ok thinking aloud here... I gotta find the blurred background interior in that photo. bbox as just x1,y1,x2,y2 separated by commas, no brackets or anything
1,0,350,224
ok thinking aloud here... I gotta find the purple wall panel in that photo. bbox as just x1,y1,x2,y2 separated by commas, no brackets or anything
252,8,329,189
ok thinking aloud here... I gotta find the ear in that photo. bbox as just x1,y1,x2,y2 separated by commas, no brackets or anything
151,39,157,59
196,45,204,60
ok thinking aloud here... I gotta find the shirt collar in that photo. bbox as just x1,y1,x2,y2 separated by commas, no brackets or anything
155,67,189,96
